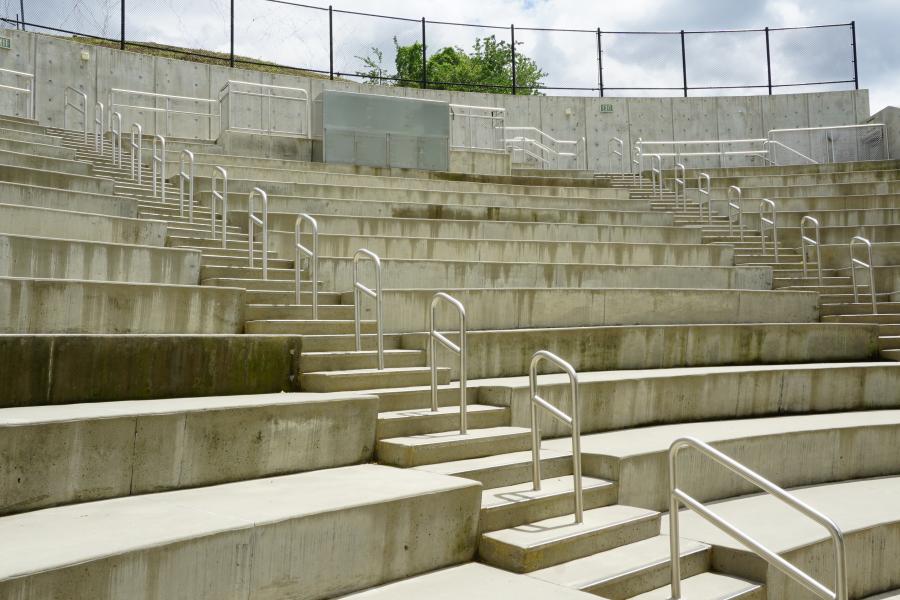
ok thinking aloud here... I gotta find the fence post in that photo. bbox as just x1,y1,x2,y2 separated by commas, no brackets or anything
851,21,859,89
510,24,517,95
421,17,427,89
680,29,687,97
329,6,334,80
119,0,124,49
597,28,604,98
229,0,234,67
765,26,772,95
19,0,24,31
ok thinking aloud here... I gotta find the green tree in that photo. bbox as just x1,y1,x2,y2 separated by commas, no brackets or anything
356,35,547,94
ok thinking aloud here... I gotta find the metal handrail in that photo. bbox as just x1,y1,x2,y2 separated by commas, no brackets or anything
529,350,583,524
649,154,663,201
673,163,686,211
764,139,818,166
210,166,228,247
109,87,218,138
430,292,468,435
608,137,624,173
850,236,878,314
668,436,848,600
295,213,319,319
504,126,581,169
129,123,143,184
94,101,105,155
450,104,505,151
64,86,88,143
219,80,310,138
760,198,779,263
697,173,712,223
800,216,823,286
248,187,269,280
178,149,195,222
151,135,166,202
353,249,384,370
110,111,123,168
0,67,34,119
727,185,743,239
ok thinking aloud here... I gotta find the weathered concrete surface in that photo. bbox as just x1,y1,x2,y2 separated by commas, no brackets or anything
0,465,481,600
0,164,112,194
0,234,200,284
0,334,305,407
0,392,377,514
0,180,138,217
449,149,511,176
0,203,165,246
0,278,243,333
870,106,900,159
0,146,92,175
0,135,75,159
217,128,312,161
820,241,900,269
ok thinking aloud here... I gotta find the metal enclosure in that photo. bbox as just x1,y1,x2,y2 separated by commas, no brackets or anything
320,90,449,171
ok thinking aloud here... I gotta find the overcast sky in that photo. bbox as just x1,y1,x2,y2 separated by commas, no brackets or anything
13,0,900,112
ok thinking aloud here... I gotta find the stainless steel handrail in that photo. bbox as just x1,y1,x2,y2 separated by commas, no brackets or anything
178,149,195,222
353,249,384,370
673,163,686,212
850,235,877,314
129,123,142,184
450,104,505,151
727,185,743,239
248,187,269,280
649,154,663,201
219,80,310,138
759,198,779,263
800,216,823,286
94,101,105,155
110,111,122,168
697,173,711,223
64,86,88,143
430,292,467,435
529,350,583,524
295,213,319,319
668,436,848,600
109,87,218,138
210,166,228,247
608,137,624,173
0,67,34,119
151,135,166,202
764,139,818,166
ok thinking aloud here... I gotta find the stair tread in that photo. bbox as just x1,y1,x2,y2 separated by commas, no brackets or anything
414,448,572,481
481,475,614,511
381,426,530,447
378,404,505,422
629,572,763,600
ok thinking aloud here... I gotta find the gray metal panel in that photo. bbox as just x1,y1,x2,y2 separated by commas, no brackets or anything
321,90,449,170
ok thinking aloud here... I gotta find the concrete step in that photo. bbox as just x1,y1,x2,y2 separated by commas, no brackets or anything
414,448,574,489
480,475,617,533
203,277,318,291
774,275,852,287
201,255,294,269
201,265,299,281
377,426,532,467
301,349,425,372
529,534,711,599
376,404,509,439
629,572,765,600
166,235,264,251
247,319,374,335
245,290,343,305
477,504,660,573
297,333,406,352
245,304,353,320
301,366,449,393
822,313,900,324
821,302,900,316
882,349,900,361
880,336,900,350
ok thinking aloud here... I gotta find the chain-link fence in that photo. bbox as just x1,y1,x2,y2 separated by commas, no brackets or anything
5,0,860,96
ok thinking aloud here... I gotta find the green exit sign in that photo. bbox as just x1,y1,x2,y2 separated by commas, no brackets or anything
600,103,613,113
0,37,10,50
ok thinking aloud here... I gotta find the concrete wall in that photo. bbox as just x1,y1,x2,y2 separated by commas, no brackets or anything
0,29,870,172
869,106,900,159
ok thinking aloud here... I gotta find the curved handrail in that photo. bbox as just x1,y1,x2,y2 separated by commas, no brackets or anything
210,166,228,247
295,213,319,319
430,292,468,434
800,216,823,286
529,350,583,524
129,123,143,184
668,437,847,600
353,249,384,370
64,86,88,143
673,163,686,211
649,154,663,201
94,101,105,155
248,187,269,280
110,111,123,168
759,198,779,263
764,139,818,166
178,149,195,222
697,173,712,223
850,236,877,314
608,137,624,173
727,185,743,239
151,135,166,202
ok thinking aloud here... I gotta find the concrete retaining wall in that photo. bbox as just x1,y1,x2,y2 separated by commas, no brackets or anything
0,203,165,245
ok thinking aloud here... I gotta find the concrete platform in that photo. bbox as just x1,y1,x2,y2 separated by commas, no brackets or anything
0,180,139,217
0,203,166,246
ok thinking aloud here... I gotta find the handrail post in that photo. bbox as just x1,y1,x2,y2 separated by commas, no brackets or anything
110,111,122,168
178,149,195,222
759,198,779,263
649,154,663,201
668,436,848,600
210,166,228,248
64,86,88,143
353,249,384,370
727,185,743,240
529,350,583,524
674,163,686,212
850,236,877,314
608,137,624,173
429,292,468,434
151,135,166,202
248,187,269,280
129,123,142,184
800,216,823,286
295,214,319,319
94,101,105,156
698,173,711,223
